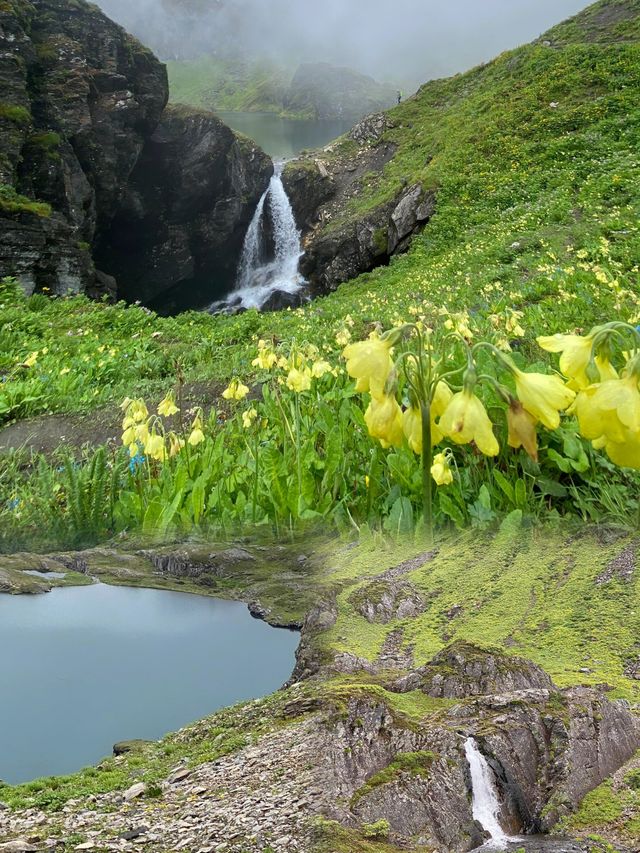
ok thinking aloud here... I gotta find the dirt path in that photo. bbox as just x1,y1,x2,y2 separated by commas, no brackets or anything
0,383,225,456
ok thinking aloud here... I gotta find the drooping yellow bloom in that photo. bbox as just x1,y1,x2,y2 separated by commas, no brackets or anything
168,432,185,457
507,400,538,462
402,407,423,454
122,399,149,424
311,360,332,379
21,351,39,368
157,392,179,418
537,333,596,389
222,379,250,401
242,407,258,429
576,376,640,443
188,415,205,447
364,394,404,448
145,431,167,462
439,390,499,456
514,369,575,430
343,336,393,399
402,382,452,454
252,341,278,371
286,367,312,393
431,452,453,486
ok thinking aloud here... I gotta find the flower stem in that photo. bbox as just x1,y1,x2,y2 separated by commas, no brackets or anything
421,401,434,544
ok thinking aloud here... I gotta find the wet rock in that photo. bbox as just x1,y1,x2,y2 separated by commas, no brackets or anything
119,827,148,841
349,113,394,145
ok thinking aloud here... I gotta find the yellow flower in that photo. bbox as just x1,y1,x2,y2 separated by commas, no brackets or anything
576,376,640,444
158,392,179,418
364,394,404,448
431,452,453,486
60,367,71,376
507,400,538,462
242,407,258,429
168,432,185,457
343,337,393,399
335,329,352,347
514,369,575,430
222,379,250,401
21,351,39,368
188,427,205,446
439,390,499,456
144,432,166,462
402,407,423,454
311,360,332,379
537,333,595,389
286,367,311,393
252,342,278,370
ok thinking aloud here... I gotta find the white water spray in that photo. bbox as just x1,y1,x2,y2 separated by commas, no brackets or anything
211,163,305,313
465,737,512,849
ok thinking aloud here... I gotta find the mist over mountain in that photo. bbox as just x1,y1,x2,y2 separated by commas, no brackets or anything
96,0,590,85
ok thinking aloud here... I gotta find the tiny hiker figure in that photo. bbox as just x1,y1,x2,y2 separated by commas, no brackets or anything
397,90,402,104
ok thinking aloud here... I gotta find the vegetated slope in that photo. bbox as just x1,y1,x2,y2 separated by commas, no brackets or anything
0,522,638,851
167,56,291,113
285,0,640,300
3,0,639,419
167,56,396,119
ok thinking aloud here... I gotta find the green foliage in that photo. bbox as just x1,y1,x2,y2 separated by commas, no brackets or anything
0,186,51,217
0,103,31,124
167,56,292,114
351,753,435,807
361,820,391,841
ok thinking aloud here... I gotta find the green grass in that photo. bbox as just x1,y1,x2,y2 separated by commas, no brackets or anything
0,185,51,217
0,103,31,125
167,56,292,114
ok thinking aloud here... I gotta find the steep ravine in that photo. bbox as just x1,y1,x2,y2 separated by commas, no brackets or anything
0,531,638,852
0,0,271,306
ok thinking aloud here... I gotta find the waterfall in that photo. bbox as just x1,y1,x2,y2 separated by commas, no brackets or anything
211,163,305,313
464,738,512,849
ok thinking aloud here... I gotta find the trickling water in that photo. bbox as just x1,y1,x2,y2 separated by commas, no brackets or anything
211,164,305,313
465,737,512,849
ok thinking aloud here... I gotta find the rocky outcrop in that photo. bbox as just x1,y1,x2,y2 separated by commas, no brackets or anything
95,105,272,311
282,114,435,295
0,0,272,308
0,0,168,296
283,63,396,121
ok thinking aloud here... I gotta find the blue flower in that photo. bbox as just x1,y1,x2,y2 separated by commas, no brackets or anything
8,498,20,511
129,454,146,474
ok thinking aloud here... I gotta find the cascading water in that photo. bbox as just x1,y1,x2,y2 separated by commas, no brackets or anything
210,163,305,313
465,737,513,850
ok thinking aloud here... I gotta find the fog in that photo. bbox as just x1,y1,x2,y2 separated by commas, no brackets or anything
97,0,591,85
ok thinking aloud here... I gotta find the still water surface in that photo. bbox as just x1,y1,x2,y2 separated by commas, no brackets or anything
217,111,353,160
0,584,298,784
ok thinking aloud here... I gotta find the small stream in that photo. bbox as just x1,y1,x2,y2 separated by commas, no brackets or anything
0,584,298,785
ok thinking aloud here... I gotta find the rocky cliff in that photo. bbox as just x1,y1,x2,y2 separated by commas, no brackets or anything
282,113,435,295
0,0,271,306
95,105,272,311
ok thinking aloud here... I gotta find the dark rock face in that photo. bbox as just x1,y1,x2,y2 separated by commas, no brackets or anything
0,0,272,309
283,63,396,121
0,0,168,296
95,106,272,310
282,119,434,295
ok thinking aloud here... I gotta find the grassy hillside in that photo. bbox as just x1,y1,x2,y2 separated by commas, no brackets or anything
1,0,640,548
166,56,292,114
